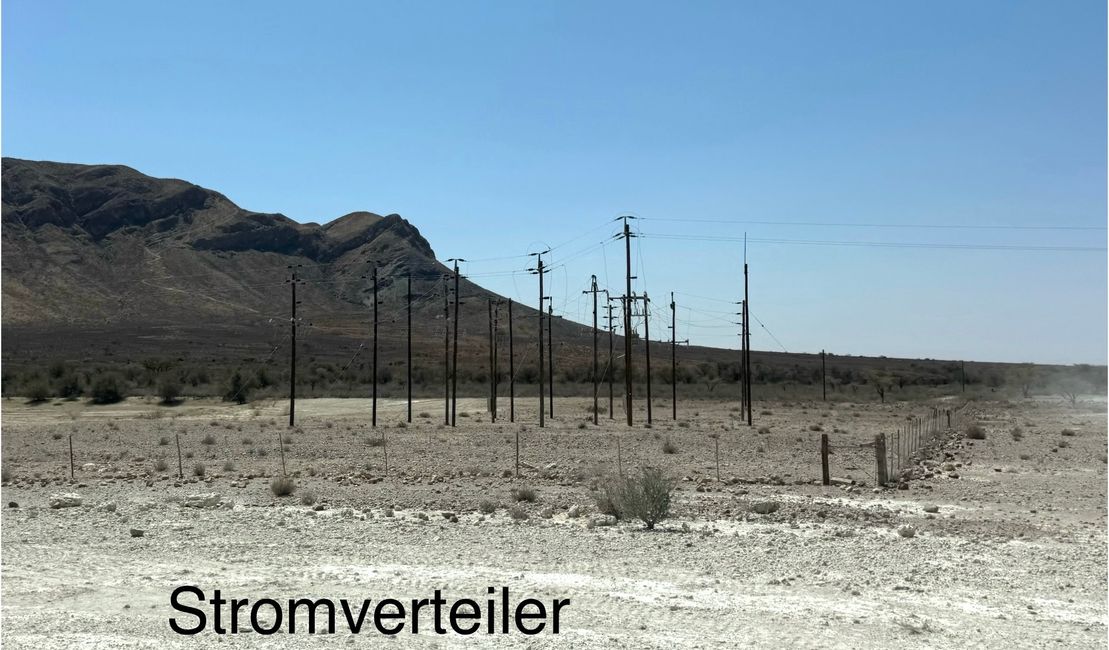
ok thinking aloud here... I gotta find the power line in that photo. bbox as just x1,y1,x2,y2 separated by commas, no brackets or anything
641,217,1106,232
640,233,1106,252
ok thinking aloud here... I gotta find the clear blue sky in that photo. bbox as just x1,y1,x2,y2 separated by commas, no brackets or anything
4,0,1106,364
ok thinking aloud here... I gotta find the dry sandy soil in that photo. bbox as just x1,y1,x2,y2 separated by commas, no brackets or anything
1,394,1106,648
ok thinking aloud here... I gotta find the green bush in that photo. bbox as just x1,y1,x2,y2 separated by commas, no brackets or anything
24,380,50,403
594,467,675,530
158,377,182,404
90,373,125,404
223,370,252,405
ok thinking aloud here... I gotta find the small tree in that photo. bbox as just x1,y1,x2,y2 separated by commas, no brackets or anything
89,373,125,404
223,370,252,405
868,371,892,403
24,379,50,404
158,377,182,405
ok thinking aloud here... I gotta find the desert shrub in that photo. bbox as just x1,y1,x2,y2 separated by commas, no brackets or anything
1010,427,1024,441
24,380,51,403
2,465,11,482
1058,439,1071,449
52,432,63,440
300,491,317,506
223,370,252,405
661,438,678,454
54,372,82,399
507,505,528,520
598,467,675,530
366,437,386,448
578,422,587,429
89,373,125,404
809,424,823,432
192,463,206,477
271,476,296,497
396,421,407,428
157,377,182,404
222,461,236,472
965,424,986,440
201,434,216,445
510,485,537,503
1061,428,1077,437
757,426,770,434
185,451,194,459
677,421,690,428
154,459,168,472
478,499,498,514
158,436,170,446
419,412,431,418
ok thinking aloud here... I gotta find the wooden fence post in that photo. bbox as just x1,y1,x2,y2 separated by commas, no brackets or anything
174,431,183,479
876,433,888,487
820,433,830,486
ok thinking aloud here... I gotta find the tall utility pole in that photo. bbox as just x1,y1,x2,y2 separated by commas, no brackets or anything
617,216,637,426
821,349,827,401
736,300,746,419
371,265,379,428
443,276,450,426
605,292,615,420
743,240,752,427
640,293,653,424
406,273,412,423
493,301,500,420
669,292,687,421
528,250,550,428
583,276,600,425
448,258,464,427
286,265,300,427
508,299,515,422
546,298,554,419
490,297,499,414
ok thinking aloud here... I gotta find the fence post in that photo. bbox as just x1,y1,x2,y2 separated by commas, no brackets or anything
820,433,830,486
875,433,888,487
174,431,183,479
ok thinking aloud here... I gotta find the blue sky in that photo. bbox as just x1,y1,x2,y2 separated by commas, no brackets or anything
4,0,1105,364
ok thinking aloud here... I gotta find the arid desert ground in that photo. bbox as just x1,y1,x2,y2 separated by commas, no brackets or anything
1,394,1106,648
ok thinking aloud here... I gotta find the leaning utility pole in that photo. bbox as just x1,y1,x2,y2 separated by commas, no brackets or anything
371,265,379,428
448,258,464,427
508,299,515,422
547,298,554,419
286,265,300,427
736,300,746,419
406,273,412,423
528,250,550,428
617,217,636,426
583,276,600,425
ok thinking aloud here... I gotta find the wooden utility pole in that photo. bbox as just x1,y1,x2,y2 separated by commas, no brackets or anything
406,273,412,423
443,277,450,425
493,300,500,420
821,349,827,401
618,217,636,426
490,299,499,414
529,250,550,428
669,292,687,421
641,293,653,424
508,299,515,422
449,258,464,427
371,265,378,428
743,245,752,426
547,299,554,419
737,299,746,419
286,265,300,427
605,293,615,420
583,276,600,425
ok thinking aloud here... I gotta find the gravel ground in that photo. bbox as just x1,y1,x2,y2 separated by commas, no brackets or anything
2,395,1105,648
